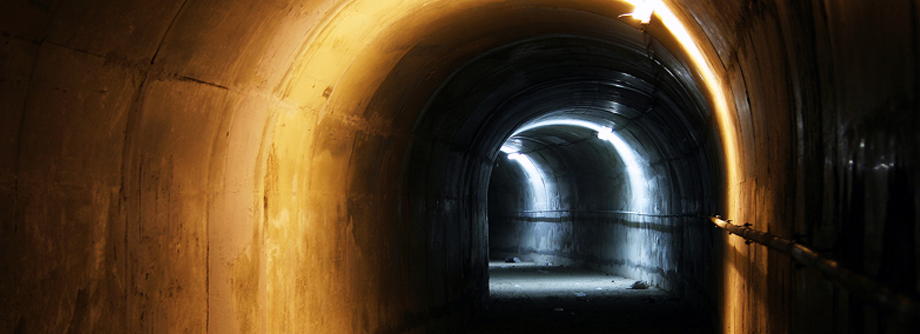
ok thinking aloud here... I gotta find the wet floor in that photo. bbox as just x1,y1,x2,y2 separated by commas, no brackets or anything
467,261,714,334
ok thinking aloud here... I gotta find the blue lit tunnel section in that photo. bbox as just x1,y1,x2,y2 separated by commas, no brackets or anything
489,113,659,271
479,35,722,290
487,107,713,290
505,118,651,214
406,33,721,299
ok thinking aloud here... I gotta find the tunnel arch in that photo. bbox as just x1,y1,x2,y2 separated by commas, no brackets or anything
7,0,919,333
391,27,725,295
302,2,737,330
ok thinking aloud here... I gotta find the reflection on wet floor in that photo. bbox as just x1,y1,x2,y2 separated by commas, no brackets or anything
467,261,714,334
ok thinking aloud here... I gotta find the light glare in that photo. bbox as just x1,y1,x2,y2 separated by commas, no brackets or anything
620,0,654,24
506,152,553,210
596,127,616,141
596,127,650,212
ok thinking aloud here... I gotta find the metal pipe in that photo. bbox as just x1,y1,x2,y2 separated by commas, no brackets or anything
709,216,920,328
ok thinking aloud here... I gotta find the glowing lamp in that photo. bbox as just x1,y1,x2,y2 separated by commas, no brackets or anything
596,127,616,141
619,0,654,24
500,145,519,154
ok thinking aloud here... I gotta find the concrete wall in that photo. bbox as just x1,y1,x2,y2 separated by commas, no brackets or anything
685,1,920,332
1,0,918,333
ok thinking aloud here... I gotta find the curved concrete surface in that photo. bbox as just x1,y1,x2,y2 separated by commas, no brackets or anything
1,0,917,333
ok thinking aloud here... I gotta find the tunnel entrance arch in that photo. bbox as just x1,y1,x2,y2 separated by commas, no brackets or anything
333,1,733,330
394,32,725,313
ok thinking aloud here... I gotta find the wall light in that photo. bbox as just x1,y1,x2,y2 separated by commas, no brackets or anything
596,127,617,141
618,0,654,24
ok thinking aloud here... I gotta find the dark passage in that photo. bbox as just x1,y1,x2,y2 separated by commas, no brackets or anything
439,30,723,332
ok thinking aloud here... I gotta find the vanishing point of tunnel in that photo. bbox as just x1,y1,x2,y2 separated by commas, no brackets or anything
1,0,919,333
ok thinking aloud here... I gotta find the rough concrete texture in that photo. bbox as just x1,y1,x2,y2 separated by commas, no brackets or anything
0,0,918,333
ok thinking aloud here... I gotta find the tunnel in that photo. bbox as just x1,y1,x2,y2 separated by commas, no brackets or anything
1,0,919,333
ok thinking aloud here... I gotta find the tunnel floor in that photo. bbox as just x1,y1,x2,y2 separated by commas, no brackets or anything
467,262,714,334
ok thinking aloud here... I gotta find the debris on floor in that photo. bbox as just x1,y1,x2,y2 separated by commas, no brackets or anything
470,261,715,333
504,256,522,263
629,280,649,289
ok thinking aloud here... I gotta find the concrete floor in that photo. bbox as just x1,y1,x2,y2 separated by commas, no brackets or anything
468,262,714,334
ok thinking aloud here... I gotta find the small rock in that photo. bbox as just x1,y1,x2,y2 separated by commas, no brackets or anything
504,256,522,263
629,281,649,289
